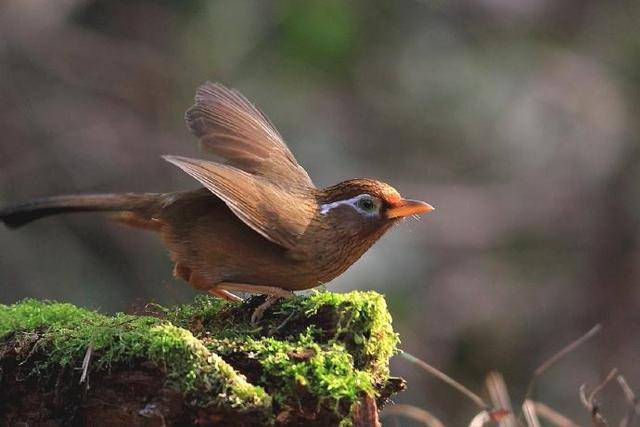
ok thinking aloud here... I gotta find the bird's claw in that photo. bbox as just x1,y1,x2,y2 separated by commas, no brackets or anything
250,295,282,325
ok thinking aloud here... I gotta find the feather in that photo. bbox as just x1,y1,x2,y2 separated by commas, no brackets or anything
185,82,314,189
163,155,315,250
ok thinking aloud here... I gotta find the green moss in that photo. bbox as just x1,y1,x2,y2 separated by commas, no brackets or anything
0,299,269,412
290,290,400,380
0,299,93,337
210,329,374,406
159,290,399,414
164,290,399,379
144,323,269,408
0,291,401,424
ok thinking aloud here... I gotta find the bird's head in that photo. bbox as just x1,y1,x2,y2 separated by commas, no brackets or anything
317,179,434,239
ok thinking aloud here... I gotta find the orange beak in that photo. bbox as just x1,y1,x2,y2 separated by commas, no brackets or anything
386,198,435,219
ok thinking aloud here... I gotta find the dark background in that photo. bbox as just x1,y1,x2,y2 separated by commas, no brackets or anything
1,0,639,424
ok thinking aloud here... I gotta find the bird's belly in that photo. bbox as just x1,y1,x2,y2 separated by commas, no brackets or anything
158,192,320,290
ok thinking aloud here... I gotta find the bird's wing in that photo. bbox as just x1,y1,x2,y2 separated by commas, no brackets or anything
163,155,315,250
184,82,314,189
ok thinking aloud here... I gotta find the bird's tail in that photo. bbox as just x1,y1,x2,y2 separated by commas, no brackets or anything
0,193,165,229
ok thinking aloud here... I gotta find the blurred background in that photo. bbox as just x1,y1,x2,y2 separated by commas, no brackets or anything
1,0,639,424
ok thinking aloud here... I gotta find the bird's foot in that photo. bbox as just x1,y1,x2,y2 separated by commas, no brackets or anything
250,289,296,324
215,282,294,324
217,282,293,298
251,295,282,324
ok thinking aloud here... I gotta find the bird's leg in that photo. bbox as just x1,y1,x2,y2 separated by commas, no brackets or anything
209,288,244,302
251,296,282,324
216,282,295,323
215,282,294,298
173,263,243,302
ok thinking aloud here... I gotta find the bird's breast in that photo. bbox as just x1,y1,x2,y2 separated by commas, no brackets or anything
293,221,391,286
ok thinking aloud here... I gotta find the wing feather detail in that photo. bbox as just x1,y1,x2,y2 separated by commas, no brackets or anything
185,82,314,189
163,155,315,250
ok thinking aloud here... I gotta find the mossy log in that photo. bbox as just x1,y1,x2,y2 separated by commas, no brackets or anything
0,291,405,426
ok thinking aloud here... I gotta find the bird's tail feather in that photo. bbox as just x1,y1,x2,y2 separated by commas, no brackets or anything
0,193,165,229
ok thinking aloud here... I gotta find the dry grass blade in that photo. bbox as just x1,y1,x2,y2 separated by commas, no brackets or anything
401,352,488,409
467,408,510,426
617,375,640,413
486,371,516,427
533,401,580,426
79,345,93,386
580,372,614,427
618,375,639,427
469,411,492,427
588,369,618,404
590,411,608,427
522,400,542,427
524,324,602,400
382,404,445,427
580,384,591,409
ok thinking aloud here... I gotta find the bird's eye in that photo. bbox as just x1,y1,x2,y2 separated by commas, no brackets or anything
356,196,377,212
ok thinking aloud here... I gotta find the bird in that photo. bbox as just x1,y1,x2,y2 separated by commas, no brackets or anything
0,82,434,321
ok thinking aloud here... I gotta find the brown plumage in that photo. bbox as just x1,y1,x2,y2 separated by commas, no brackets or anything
0,82,433,315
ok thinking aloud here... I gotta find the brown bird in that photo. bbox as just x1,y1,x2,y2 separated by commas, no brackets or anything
0,82,434,321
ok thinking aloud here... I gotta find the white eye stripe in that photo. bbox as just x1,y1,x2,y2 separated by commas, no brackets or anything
320,194,380,216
